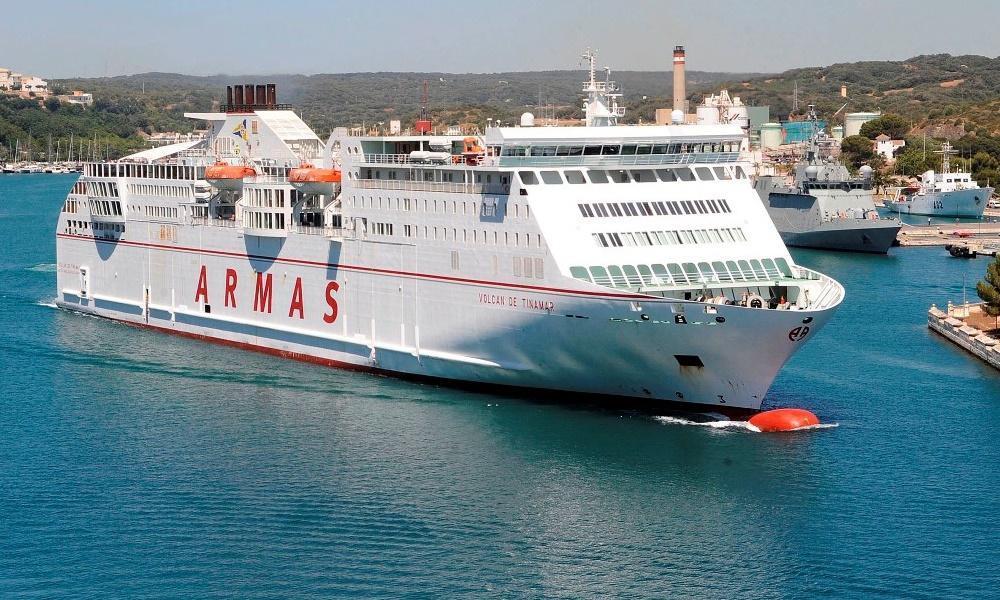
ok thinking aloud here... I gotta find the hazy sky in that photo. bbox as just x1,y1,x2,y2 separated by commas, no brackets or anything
4,0,1000,78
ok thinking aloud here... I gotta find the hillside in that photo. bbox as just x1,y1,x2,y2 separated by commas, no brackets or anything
5,54,1000,163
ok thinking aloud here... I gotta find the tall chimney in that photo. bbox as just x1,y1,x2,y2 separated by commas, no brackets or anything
673,45,686,113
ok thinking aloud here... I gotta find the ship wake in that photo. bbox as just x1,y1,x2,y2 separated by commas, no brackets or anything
655,415,838,432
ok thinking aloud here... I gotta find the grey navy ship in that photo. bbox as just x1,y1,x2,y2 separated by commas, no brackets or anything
754,108,901,254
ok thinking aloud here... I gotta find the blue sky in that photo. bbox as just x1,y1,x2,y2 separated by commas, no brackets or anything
5,0,1000,77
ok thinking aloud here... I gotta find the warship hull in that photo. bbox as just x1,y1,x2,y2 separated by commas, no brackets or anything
779,219,900,253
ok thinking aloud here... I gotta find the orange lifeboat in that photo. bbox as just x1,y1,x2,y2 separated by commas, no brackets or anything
288,164,342,195
204,162,256,190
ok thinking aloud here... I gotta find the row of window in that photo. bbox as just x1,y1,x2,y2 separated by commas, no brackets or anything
128,183,190,199
578,198,732,219
352,195,522,218
364,220,544,249
501,141,742,157
62,199,81,214
86,181,120,198
89,199,122,217
594,227,747,249
570,257,794,289
65,220,125,234
140,205,178,219
244,187,289,209
519,166,747,186
243,211,287,230
84,163,203,180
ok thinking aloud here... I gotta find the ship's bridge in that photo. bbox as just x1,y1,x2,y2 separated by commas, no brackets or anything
483,124,746,168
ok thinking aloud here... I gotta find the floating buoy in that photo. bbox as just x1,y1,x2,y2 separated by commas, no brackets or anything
748,408,819,432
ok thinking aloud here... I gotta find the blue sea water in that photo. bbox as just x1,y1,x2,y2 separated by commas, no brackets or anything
1,174,998,598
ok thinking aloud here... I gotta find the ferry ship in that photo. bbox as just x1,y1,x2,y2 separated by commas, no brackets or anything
54,70,844,413
888,142,993,218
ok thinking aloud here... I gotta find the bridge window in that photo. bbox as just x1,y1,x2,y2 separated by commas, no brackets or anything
656,169,677,182
601,145,621,156
587,170,609,184
565,170,586,184
518,171,538,185
676,168,695,182
713,167,732,180
695,167,714,181
540,170,563,184
621,145,637,155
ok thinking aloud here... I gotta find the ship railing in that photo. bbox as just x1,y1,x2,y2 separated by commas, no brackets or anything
247,174,289,184
794,266,844,309
497,152,739,168
190,215,238,228
350,179,510,195
359,153,501,167
291,224,326,236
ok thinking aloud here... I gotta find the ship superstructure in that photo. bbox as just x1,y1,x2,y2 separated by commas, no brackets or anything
755,106,901,253
888,142,993,218
54,81,843,412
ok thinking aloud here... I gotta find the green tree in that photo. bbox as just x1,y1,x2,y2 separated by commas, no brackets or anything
976,255,1000,331
44,96,60,112
841,135,875,169
860,114,910,139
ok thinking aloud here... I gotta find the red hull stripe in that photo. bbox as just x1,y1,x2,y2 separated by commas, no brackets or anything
56,233,648,300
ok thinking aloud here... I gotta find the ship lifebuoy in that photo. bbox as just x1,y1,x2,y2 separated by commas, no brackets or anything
841,182,851,192
748,295,764,309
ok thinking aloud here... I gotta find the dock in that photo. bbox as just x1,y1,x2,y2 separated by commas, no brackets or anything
896,222,1000,248
927,302,1000,370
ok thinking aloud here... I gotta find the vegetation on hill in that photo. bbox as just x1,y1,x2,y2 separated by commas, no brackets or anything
4,53,1000,175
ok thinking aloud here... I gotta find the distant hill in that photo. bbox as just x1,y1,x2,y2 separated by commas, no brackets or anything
5,53,1000,163
712,54,1000,130
51,69,756,134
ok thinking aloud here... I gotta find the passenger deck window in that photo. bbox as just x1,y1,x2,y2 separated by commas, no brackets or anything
588,170,609,183
621,145,637,155
630,170,653,183
583,145,603,156
519,171,538,185
610,170,630,183
657,169,677,182
601,145,621,156
636,144,652,155
570,266,591,281
695,167,714,181
713,167,732,180
565,170,586,184
675,168,695,182
734,166,748,179
540,171,563,184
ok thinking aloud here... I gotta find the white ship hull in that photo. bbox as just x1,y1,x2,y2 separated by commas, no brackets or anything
55,229,836,412
53,88,844,414
890,187,992,218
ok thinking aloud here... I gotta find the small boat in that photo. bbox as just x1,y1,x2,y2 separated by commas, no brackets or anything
204,162,256,190
288,164,341,195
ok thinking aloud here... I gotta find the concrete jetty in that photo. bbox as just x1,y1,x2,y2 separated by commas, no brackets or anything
927,302,1000,370
897,222,1000,247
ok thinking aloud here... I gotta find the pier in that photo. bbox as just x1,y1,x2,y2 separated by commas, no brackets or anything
896,222,1000,248
927,302,1000,370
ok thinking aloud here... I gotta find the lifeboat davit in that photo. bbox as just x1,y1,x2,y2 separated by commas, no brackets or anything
288,164,341,195
748,408,819,432
205,162,256,191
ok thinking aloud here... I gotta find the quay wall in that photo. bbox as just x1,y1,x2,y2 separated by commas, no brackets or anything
927,303,1000,370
